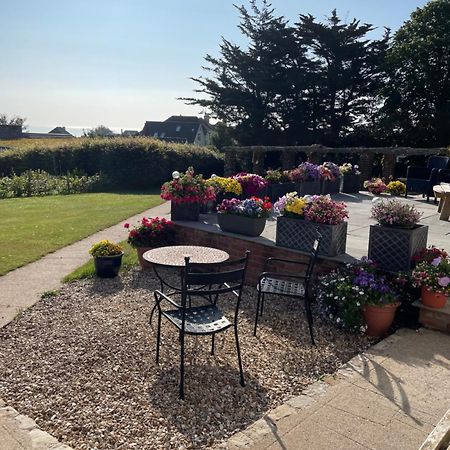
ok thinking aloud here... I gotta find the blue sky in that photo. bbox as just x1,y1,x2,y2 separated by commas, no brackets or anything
1,0,428,134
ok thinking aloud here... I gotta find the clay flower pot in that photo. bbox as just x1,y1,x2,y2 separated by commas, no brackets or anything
421,287,447,309
362,302,400,337
136,247,153,270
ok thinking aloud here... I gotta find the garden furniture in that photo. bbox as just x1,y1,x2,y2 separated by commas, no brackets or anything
153,251,250,399
405,155,449,202
253,233,322,345
433,184,450,221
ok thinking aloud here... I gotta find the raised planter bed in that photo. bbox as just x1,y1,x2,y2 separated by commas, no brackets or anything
218,214,267,237
295,180,321,196
171,201,200,221
266,182,296,202
341,174,361,193
321,177,341,194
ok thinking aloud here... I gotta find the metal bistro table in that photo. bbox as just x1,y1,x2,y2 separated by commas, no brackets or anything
143,245,230,323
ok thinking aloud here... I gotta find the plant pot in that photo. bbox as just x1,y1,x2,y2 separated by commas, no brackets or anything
266,182,296,202
368,224,428,272
136,246,153,270
321,177,341,194
218,214,267,237
295,180,321,196
276,216,347,257
94,253,123,278
362,302,400,337
171,201,200,221
341,173,361,193
421,287,448,309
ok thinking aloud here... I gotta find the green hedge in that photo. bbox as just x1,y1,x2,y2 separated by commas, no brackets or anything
0,137,224,189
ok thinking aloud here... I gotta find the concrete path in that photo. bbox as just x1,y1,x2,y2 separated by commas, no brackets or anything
227,328,450,450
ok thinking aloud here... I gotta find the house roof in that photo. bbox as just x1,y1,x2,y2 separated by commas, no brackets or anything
48,126,73,136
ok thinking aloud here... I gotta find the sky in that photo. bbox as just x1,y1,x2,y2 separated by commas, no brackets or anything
1,0,429,135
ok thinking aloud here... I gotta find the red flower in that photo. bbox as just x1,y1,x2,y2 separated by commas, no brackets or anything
124,223,130,229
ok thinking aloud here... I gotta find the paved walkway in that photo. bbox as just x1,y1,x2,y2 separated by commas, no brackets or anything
227,328,450,450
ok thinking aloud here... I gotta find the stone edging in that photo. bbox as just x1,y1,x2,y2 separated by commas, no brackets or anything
419,408,450,450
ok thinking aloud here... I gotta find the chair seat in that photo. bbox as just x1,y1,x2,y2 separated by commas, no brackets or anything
162,304,231,335
258,277,305,296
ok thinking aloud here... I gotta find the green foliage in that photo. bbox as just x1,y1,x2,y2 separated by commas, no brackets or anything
0,137,223,190
83,125,114,137
41,290,59,299
0,113,26,127
89,240,123,257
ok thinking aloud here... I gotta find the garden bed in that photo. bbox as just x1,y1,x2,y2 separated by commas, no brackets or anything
0,270,373,449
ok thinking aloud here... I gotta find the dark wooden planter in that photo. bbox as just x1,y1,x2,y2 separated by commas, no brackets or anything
276,216,347,257
218,214,267,237
321,177,341,194
94,253,123,278
295,180,321,196
266,182,296,202
341,173,361,193
368,224,428,272
171,201,200,221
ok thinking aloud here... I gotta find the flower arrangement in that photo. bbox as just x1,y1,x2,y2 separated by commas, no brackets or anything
207,176,242,196
319,162,340,181
217,197,273,218
371,199,422,228
265,169,291,184
413,246,448,264
364,178,387,194
288,162,320,182
412,256,450,295
317,258,398,332
160,167,215,204
124,217,175,248
232,173,268,197
89,240,123,257
339,163,361,176
386,180,406,196
274,193,348,225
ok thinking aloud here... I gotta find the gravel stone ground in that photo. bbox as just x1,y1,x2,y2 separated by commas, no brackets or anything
0,269,374,449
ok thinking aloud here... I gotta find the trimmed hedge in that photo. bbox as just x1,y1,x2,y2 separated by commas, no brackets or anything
0,137,224,189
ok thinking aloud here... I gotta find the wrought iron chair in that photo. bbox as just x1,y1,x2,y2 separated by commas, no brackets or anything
153,251,250,399
253,234,322,345
405,156,450,202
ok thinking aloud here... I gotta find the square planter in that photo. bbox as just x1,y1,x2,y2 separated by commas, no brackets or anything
341,173,361,193
266,182,296,202
368,224,429,272
295,180,321,196
321,177,341,194
171,201,200,221
276,216,348,257
218,214,267,237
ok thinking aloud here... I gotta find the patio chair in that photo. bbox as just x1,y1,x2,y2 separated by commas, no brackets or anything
405,156,450,202
153,251,250,399
253,233,322,345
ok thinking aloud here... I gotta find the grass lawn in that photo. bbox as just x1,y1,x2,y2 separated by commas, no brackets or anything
0,192,162,276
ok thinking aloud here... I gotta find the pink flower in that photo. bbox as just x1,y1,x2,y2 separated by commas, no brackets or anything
438,277,450,287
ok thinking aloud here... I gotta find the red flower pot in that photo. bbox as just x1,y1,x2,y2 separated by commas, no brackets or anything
362,302,400,337
421,287,447,309
136,247,153,270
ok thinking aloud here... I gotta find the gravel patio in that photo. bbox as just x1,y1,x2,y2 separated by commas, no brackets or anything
0,269,373,450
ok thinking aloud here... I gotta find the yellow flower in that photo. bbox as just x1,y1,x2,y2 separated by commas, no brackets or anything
285,197,307,216
208,177,242,195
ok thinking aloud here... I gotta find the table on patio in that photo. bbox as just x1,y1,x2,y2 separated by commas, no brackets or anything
433,184,450,221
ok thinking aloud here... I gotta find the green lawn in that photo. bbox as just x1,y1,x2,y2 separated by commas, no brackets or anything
0,192,162,276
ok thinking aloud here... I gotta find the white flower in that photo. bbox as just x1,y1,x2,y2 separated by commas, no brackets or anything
336,318,341,323
211,173,217,179
172,171,180,179
356,302,360,306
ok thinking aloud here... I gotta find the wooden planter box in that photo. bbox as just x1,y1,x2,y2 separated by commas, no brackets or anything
295,180,321,196
171,201,200,221
218,214,267,237
368,224,429,272
276,216,348,257
341,173,361,193
266,182,296,202
321,177,341,194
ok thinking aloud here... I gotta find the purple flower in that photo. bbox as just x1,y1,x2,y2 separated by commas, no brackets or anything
431,257,442,266
438,276,450,287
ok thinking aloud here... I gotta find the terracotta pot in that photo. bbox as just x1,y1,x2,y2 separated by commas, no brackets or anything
421,287,447,309
362,302,400,337
136,247,153,270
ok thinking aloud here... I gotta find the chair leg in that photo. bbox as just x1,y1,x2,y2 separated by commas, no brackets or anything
260,293,265,316
179,330,185,400
234,325,245,387
211,333,215,356
254,290,262,336
426,194,430,202
304,298,316,346
156,309,162,364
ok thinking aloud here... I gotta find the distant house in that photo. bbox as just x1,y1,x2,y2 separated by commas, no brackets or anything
122,129,139,137
141,115,213,146
48,126,74,137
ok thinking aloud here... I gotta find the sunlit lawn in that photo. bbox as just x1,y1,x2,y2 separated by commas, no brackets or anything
0,192,162,275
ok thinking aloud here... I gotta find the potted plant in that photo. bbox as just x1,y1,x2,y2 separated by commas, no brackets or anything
217,196,273,237
264,169,295,202
160,167,215,221
364,177,387,195
386,180,406,196
289,162,321,195
124,217,175,269
232,173,268,198
89,240,124,278
368,199,428,272
317,258,400,336
319,162,341,194
412,255,450,309
275,193,348,257
340,163,361,193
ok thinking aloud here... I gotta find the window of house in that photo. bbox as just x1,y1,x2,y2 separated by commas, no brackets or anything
153,132,158,137
160,132,165,138
176,125,181,132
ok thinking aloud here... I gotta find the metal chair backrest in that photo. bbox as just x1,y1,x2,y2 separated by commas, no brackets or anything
428,156,449,170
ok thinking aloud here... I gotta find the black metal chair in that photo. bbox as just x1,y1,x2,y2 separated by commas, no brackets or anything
405,156,450,202
253,234,322,345
153,251,250,399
